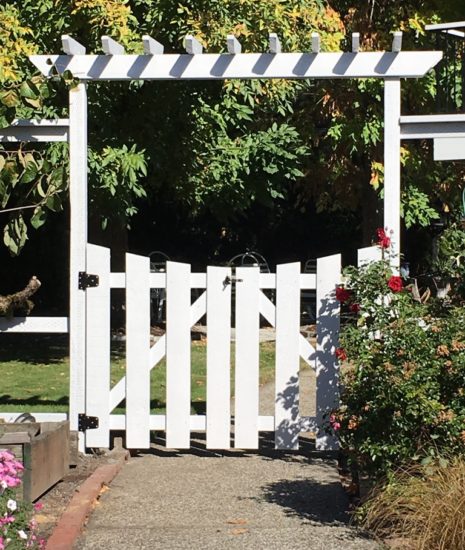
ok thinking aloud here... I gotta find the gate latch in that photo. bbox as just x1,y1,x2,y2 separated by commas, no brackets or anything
78,414,99,432
223,275,243,286
78,272,99,290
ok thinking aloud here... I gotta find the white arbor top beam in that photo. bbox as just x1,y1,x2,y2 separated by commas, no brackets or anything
29,51,442,81
0,119,69,142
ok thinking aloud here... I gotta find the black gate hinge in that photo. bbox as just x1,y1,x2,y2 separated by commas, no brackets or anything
78,271,99,290
78,414,99,432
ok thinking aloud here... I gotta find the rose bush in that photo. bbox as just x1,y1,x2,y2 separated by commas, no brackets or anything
331,256,465,478
0,450,44,549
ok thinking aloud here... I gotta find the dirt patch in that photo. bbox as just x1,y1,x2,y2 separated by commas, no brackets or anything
35,451,116,541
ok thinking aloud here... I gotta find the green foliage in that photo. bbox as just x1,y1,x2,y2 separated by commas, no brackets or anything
432,222,465,298
332,259,465,478
88,144,147,229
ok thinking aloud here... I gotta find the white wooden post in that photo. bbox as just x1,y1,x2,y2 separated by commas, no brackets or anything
85,244,110,448
206,266,231,449
166,262,191,449
315,254,341,450
234,267,260,449
275,263,301,450
126,253,151,449
68,83,88,450
384,78,401,268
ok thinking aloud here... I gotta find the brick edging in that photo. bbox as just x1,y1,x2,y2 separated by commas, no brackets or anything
45,451,129,549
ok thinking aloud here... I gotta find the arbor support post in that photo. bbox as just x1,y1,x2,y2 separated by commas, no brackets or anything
384,78,401,268
69,83,88,451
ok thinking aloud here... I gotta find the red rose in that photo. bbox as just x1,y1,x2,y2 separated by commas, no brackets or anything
335,347,347,361
388,275,403,293
350,303,360,313
335,287,351,303
377,227,391,249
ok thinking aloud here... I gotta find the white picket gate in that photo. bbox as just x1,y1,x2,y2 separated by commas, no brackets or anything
81,243,343,451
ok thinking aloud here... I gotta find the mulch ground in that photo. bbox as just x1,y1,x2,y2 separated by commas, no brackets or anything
35,451,115,541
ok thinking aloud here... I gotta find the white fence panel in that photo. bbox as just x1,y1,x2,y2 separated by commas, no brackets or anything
275,263,301,450
126,253,151,449
206,266,231,449
166,262,191,449
85,244,111,447
234,267,260,449
358,245,382,266
315,254,341,451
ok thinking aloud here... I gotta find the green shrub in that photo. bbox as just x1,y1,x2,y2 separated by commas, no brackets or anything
331,258,465,477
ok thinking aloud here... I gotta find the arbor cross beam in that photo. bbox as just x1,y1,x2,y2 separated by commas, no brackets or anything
30,51,441,81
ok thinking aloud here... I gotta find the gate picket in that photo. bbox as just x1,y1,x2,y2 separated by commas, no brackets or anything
166,262,191,449
85,244,111,448
315,254,341,451
126,253,151,449
275,263,301,450
234,267,260,449
206,266,232,449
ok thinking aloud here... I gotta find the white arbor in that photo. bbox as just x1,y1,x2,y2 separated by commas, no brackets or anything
0,32,446,450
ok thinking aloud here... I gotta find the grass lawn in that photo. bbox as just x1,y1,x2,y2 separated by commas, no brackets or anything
0,334,277,414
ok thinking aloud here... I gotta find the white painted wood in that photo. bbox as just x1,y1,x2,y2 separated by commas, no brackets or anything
185,35,203,55
434,137,465,160
0,119,69,142
258,273,315,289
311,33,320,53
299,337,316,369
384,78,401,268
0,317,68,333
206,266,231,449
269,33,282,54
392,32,402,52
259,291,315,369
300,416,318,432
130,415,305,434
142,35,164,55
190,291,207,325
352,33,360,53
109,272,126,288
401,119,465,139
107,413,316,434
166,262,191,449
125,253,151,449
275,263,301,450
102,36,125,55
68,83,88,450
0,412,68,422
401,114,465,124
227,35,242,54
425,21,465,31
357,246,383,266
109,290,205,412
85,244,110,448
234,267,260,449
62,35,86,55
29,51,442,81
315,254,341,451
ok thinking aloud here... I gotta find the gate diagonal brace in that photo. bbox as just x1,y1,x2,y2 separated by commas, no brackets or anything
78,271,99,290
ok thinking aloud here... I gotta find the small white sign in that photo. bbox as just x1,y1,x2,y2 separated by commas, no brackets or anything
434,137,465,160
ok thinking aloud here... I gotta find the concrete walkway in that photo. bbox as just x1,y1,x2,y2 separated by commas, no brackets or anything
76,443,379,550
76,369,379,550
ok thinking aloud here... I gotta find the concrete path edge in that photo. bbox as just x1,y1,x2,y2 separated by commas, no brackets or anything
45,450,129,550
